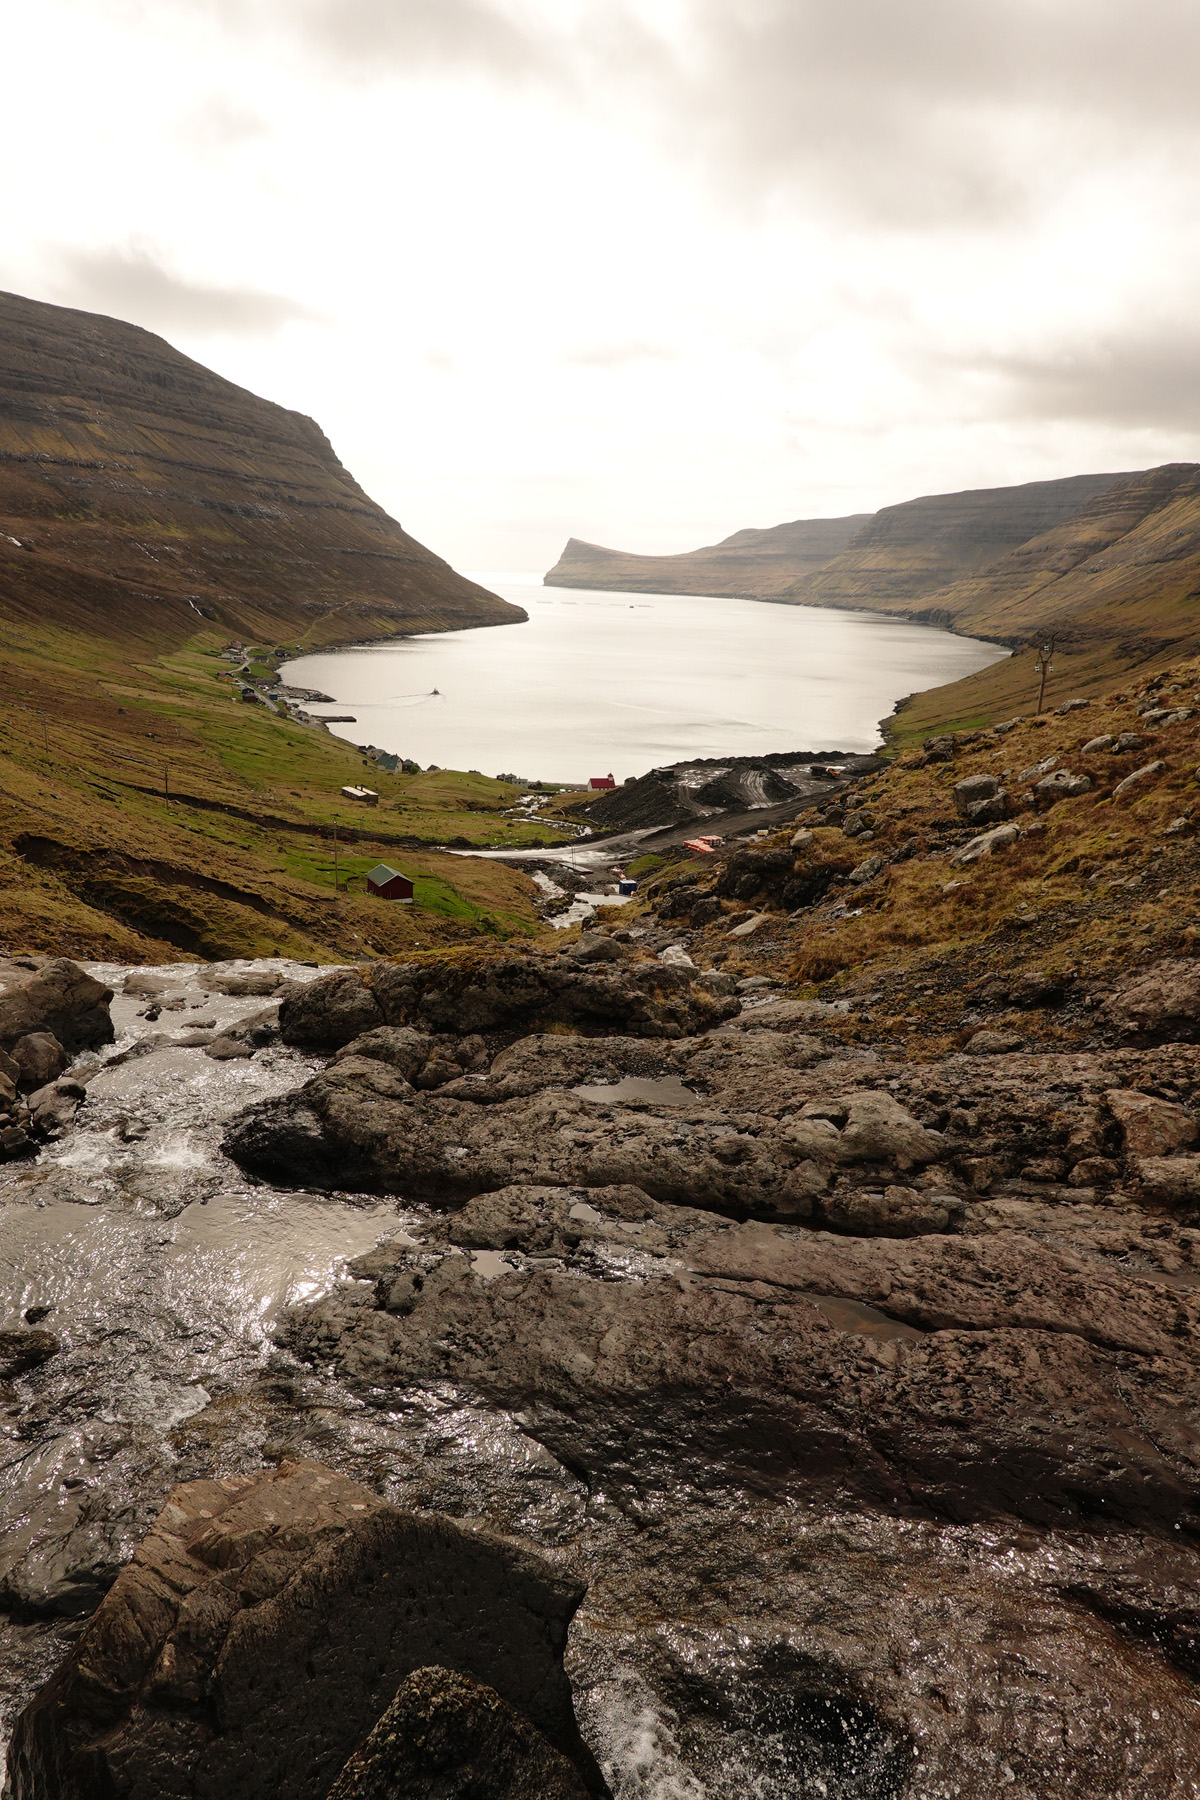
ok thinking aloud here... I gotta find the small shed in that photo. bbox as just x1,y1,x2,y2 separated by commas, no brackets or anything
340,785,378,805
589,773,616,790
367,864,414,902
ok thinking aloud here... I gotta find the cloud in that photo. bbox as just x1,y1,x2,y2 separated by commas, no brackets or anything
169,0,1200,229
970,331,1200,434
565,341,678,369
659,0,1200,226
51,245,322,337
296,0,553,77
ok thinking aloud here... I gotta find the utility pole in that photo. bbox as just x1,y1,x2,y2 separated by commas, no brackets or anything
1035,635,1057,714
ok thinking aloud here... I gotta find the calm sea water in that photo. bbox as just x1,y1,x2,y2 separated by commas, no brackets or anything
281,576,1006,785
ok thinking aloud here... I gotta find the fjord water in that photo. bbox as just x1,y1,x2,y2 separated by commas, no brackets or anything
282,577,1006,781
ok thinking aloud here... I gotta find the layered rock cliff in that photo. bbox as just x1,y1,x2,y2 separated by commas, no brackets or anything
544,513,870,597
0,289,522,647
791,471,1128,613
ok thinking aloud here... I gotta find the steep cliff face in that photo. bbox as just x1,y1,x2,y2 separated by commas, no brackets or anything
918,462,1200,641
791,472,1130,611
0,289,523,647
544,513,871,597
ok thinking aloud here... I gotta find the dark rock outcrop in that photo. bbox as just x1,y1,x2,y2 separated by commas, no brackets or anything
0,957,112,1054
278,953,737,1051
5,1460,600,1800
325,1666,589,1800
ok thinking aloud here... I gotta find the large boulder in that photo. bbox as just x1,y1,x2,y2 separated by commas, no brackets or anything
8,1031,67,1091
0,958,113,1054
324,1666,589,1800
278,954,737,1051
6,1460,601,1800
1107,962,1200,1044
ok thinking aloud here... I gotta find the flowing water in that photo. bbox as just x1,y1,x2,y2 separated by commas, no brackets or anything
0,958,911,1797
281,578,1007,783
2,961,1136,1798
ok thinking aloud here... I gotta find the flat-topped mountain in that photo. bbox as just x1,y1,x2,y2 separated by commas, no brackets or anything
544,513,870,597
0,289,522,646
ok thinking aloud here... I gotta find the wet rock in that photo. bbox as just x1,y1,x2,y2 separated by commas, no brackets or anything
6,1460,600,1800
434,1183,712,1258
197,965,287,996
26,1076,86,1137
122,968,173,996
280,956,735,1050
335,1025,434,1081
1107,961,1200,1043
9,1032,67,1091
203,1003,282,1060
289,1230,1200,1534
325,1666,589,1800
0,1327,59,1378
0,958,113,1054
1107,1088,1197,1157
279,967,387,1048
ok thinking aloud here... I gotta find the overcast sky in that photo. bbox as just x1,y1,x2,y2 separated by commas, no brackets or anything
5,0,1200,569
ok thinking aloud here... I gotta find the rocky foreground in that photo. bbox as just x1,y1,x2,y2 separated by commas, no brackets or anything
6,667,1200,1796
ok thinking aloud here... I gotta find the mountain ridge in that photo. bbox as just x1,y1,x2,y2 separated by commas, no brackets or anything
0,288,522,648
543,512,870,597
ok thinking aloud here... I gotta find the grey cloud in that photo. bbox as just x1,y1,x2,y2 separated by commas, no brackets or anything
159,0,1200,228
667,0,1200,225
52,246,322,337
976,334,1200,434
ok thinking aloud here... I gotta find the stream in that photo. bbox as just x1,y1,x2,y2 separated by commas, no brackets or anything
2,958,902,1799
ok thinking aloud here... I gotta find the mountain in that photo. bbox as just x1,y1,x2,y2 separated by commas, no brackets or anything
543,514,871,597
0,289,522,647
790,472,1130,614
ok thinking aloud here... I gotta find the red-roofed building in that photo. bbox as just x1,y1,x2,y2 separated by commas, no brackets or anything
589,773,616,790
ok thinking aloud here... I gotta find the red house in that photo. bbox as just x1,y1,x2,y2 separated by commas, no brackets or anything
366,863,414,902
589,773,616,790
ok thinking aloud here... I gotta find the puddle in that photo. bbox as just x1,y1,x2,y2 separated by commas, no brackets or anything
806,1294,925,1342
575,1076,698,1107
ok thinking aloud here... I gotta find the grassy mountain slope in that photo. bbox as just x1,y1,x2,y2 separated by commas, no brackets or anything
544,514,870,597
791,472,1129,612
0,288,522,648
0,291,558,961
868,464,1200,741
